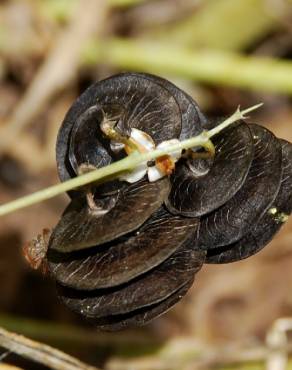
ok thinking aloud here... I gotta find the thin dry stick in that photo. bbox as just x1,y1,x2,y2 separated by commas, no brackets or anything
0,104,262,217
0,0,108,155
0,327,99,370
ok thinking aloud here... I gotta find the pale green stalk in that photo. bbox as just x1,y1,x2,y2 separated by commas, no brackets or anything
151,0,278,51
0,105,261,217
207,104,263,137
109,0,146,6
83,39,292,94
39,0,146,22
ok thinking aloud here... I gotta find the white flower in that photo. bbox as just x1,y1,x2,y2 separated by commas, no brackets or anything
119,129,182,183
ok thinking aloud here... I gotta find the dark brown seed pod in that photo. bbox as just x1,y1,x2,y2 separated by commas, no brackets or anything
57,241,205,321
56,73,184,192
47,73,208,329
86,279,194,331
68,105,113,175
48,207,199,290
206,139,292,264
123,72,206,140
197,124,282,250
165,122,254,217
43,71,292,330
132,73,212,177
48,178,170,253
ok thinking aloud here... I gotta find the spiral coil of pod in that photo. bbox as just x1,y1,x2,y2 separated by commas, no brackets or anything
47,73,292,330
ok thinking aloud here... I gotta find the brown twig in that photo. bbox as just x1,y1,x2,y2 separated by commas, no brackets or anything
0,326,99,370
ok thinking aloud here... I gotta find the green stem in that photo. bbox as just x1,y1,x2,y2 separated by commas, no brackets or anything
39,0,146,23
153,0,278,51
0,104,261,217
109,0,147,6
83,38,292,94
207,104,263,137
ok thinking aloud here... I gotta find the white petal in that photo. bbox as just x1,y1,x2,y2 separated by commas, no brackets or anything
110,140,125,153
119,163,147,183
156,139,182,161
131,128,155,152
147,166,165,182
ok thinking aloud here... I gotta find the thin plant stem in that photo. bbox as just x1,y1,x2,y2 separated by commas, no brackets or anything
0,104,262,217
153,0,278,51
83,38,292,95
207,104,263,137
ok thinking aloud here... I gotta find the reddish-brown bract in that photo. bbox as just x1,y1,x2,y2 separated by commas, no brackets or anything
23,229,51,273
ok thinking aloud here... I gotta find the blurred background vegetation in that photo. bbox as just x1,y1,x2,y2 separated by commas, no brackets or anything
1,0,292,369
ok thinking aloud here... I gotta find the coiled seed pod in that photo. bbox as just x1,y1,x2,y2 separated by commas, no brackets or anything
48,73,207,329
46,72,292,330
165,121,255,217
197,124,283,249
206,138,292,263
56,73,205,187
